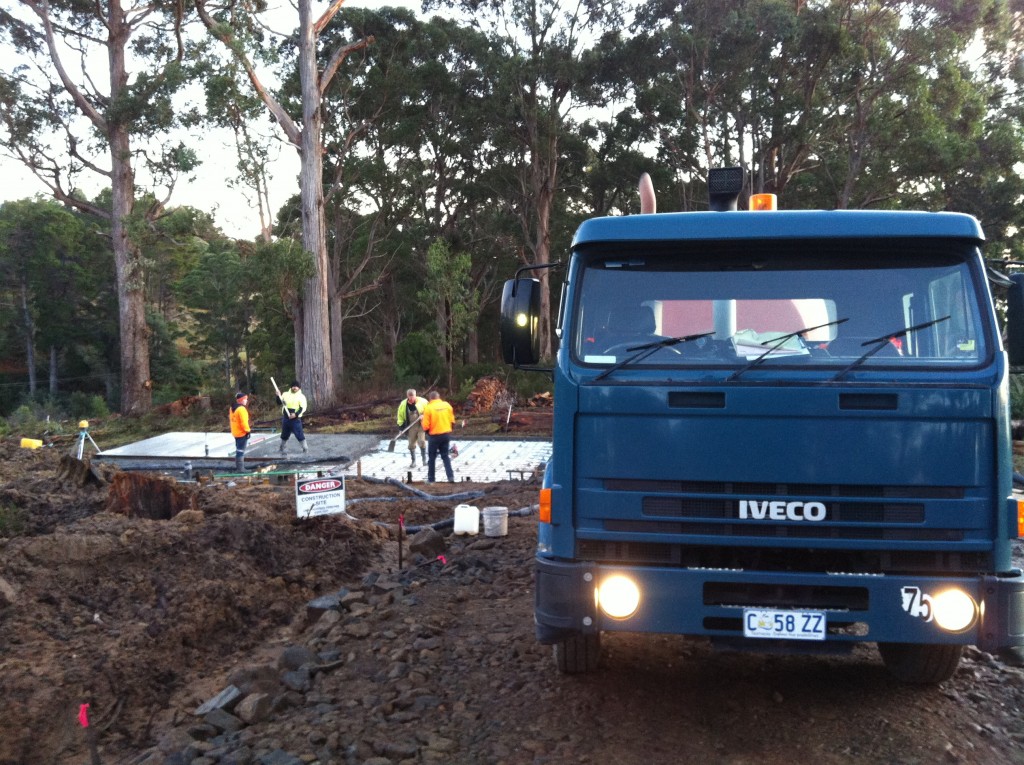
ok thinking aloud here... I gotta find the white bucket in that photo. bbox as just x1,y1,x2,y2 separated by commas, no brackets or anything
453,504,479,535
482,506,509,537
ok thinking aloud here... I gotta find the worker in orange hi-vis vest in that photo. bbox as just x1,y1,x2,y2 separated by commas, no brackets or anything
420,391,455,483
229,392,251,473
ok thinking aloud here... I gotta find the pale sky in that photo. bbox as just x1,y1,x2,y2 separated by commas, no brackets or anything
0,0,423,239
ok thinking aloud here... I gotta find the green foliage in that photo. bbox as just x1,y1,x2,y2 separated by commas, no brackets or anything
0,376,25,419
456,374,477,402
4,1,1024,412
8,403,40,430
243,237,314,391
3,392,109,434
0,197,119,416
0,0,204,413
68,392,109,420
174,242,256,388
507,370,553,405
0,199,109,352
1010,375,1024,421
417,239,480,390
148,310,205,402
135,203,218,314
6,401,63,436
394,331,444,387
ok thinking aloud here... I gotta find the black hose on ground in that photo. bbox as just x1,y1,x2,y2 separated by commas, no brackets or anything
382,476,490,501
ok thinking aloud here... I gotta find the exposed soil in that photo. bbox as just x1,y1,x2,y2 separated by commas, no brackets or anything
2,434,1024,765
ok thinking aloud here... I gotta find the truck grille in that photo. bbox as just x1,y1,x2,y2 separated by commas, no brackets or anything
575,539,990,575
587,479,984,573
605,478,963,499
603,518,961,542
703,582,869,610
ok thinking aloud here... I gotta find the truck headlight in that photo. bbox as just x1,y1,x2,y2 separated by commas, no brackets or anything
931,589,977,633
596,575,640,619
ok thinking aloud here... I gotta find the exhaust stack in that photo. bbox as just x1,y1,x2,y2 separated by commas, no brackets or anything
708,166,744,211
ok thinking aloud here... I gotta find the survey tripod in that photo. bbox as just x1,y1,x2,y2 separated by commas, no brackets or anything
74,419,100,460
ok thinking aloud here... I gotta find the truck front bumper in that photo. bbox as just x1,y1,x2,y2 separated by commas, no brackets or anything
535,556,1024,652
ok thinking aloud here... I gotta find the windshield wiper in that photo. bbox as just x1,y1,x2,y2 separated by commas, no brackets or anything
594,331,715,381
727,318,849,382
832,315,950,381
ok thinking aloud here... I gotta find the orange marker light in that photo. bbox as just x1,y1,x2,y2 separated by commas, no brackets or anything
749,193,777,211
539,487,552,524
1017,498,1024,538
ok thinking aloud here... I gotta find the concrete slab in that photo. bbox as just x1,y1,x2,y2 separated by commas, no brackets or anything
98,432,374,460
349,437,552,484
95,431,551,484
99,431,250,459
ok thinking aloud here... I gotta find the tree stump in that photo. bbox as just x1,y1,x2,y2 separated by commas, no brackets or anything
56,455,106,488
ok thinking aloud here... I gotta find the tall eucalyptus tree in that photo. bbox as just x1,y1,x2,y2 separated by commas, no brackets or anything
314,9,512,372
0,0,197,413
425,0,622,359
196,0,374,407
622,0,1023,211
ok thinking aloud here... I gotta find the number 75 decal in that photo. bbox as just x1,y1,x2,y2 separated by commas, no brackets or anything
900,586,933,622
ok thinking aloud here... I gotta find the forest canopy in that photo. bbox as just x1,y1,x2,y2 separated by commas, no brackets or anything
1,0,1023,415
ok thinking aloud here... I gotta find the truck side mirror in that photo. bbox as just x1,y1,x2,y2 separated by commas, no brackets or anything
1008,274,1024,366
500,278,541,366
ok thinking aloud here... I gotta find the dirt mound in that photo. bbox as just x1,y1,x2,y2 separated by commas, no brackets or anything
0,440,542,764
1,517,381,763
3,439,1024,765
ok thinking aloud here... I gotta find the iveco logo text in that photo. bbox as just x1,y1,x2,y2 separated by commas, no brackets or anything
738,500,827,522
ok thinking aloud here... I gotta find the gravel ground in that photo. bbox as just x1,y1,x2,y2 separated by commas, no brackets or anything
2,441,1024,765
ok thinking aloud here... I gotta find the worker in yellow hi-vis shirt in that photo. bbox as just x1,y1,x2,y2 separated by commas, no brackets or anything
276,380,308,454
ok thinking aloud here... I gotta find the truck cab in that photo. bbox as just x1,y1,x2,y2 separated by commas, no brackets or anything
501,169,1024,683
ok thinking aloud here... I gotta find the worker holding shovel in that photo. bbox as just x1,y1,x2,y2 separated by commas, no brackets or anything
273,379,308,454
396,388,427,467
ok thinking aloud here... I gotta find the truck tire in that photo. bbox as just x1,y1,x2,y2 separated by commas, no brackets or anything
554,633,601,674
877,642,962,684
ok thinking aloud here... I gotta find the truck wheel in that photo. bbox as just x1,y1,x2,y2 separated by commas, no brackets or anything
554,633,601,674
877,642,962,684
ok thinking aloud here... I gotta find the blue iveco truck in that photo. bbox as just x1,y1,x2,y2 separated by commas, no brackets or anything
500,167,1024,683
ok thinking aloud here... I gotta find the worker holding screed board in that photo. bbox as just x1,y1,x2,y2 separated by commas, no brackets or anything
272,377,308,454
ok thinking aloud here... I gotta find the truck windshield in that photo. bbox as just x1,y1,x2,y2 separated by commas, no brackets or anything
572,240,989,371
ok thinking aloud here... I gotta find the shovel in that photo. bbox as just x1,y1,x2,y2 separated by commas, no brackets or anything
387,416,421,452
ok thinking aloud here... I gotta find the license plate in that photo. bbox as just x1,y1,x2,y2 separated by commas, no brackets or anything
743,609,826,641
